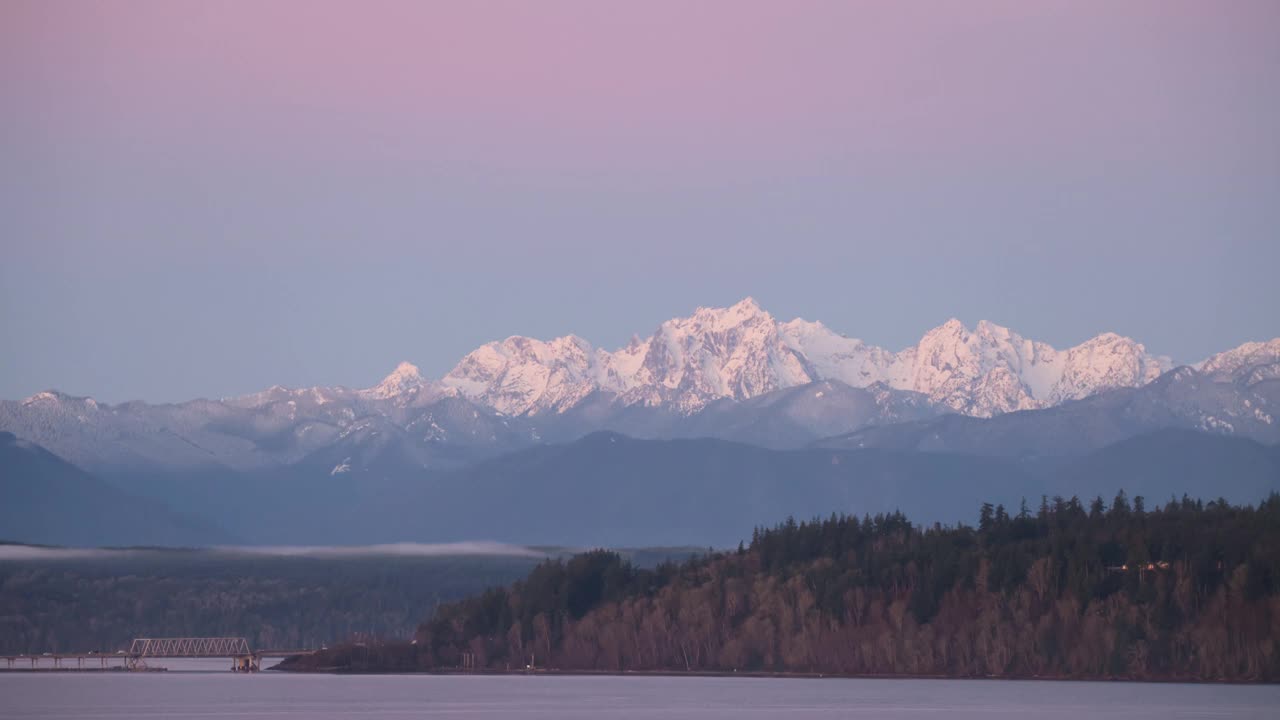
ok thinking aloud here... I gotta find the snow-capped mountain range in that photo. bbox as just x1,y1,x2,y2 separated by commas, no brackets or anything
435,297,1172,418
2,299,1276,476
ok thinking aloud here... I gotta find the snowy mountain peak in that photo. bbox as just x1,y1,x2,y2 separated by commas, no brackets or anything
425,302,1187,418
614,297,811,411
935,317,968,334
365,361,428,399
681,297,771,332
1046,333,1169,406
1200,338,1280,380
391,360,421,376
22,391,63,406
441,334,607,416
8,301,1278,481
9,302,1203,423
21,390,100,411
778,317,830,337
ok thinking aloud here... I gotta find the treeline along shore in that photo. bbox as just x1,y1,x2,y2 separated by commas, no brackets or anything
278,493,1280,682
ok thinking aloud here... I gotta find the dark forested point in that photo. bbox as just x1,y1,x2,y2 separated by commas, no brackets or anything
281,494,1280,682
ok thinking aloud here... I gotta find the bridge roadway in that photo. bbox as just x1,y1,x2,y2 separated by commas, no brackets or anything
1,637,316,672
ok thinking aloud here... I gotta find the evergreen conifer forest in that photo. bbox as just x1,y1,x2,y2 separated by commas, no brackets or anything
285,493,1280,681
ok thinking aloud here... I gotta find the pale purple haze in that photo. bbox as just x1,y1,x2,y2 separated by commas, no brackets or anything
2,0,1277,403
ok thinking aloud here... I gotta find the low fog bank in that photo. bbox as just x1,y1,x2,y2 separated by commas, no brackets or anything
210,541,546,558
0,545,130,561
0,540,545,561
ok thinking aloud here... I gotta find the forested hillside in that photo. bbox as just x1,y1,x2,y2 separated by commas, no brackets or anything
284,493,1280,681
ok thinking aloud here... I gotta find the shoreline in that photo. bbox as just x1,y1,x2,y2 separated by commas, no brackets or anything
268,664,1275,685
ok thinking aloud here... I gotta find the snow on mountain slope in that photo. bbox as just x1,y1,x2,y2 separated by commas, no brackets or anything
1047,333,1170,405
7,299,1271,478
441,335,608,416
1,391,270,471
0,366,520,474
441,299,814,415
434,298,1173,418
893,320,1171,416
777,319,900,387
1200,339,1280,381
610,298,812,413
361,361,430,400
819,362,1280,457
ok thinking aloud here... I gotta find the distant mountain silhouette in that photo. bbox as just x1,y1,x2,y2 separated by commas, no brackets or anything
0,432,233,546
60,429,1277,548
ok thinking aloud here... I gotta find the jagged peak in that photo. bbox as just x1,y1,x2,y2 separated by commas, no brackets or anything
21,390,99,408
1069,331,1149,351
973,320,1026,347
779,316,832,335
546,334,593,351
363,361,429,399
429,301,1192,419
1199,337,1280,376
688,296,760,312
375,361,424,387
679,297,774,332
387,361,422,379
973,319,1021,338
471,333,594,356
926,317,968,336
692,297,765,317
230,300,1257,424
22,390,66,405
1205,337,1280,359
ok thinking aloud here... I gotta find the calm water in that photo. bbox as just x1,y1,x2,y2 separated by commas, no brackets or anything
1,663,1276,719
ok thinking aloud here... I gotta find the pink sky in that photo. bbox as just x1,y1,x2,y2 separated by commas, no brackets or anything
2,1,1278,402
7,1,1275,179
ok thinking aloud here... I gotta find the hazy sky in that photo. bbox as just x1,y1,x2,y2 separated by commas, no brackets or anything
2,1,1278,403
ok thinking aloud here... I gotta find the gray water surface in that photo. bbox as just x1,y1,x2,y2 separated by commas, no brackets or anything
1,669,1275,719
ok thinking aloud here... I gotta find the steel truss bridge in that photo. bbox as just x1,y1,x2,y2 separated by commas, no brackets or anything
129,637,253,658
127,637,314,672
129,636,258,671
3,637,315,673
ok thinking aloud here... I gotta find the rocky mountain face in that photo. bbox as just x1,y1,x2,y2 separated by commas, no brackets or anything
0,380,931,477
438,300,815,416
439,298,1173,418
1,299,1274,478
1200,338,1280,382
0,388,532,476
817,361,1280,458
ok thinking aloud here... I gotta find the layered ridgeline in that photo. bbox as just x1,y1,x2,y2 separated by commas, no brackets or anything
5,298,1277,481
0,432,229,546
3,300,1277,547
280,494,1280,682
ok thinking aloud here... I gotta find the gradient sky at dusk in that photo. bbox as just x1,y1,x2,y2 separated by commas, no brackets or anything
2,1,1278,402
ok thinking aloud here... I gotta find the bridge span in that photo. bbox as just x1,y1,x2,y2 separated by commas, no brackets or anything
2,637,316,673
